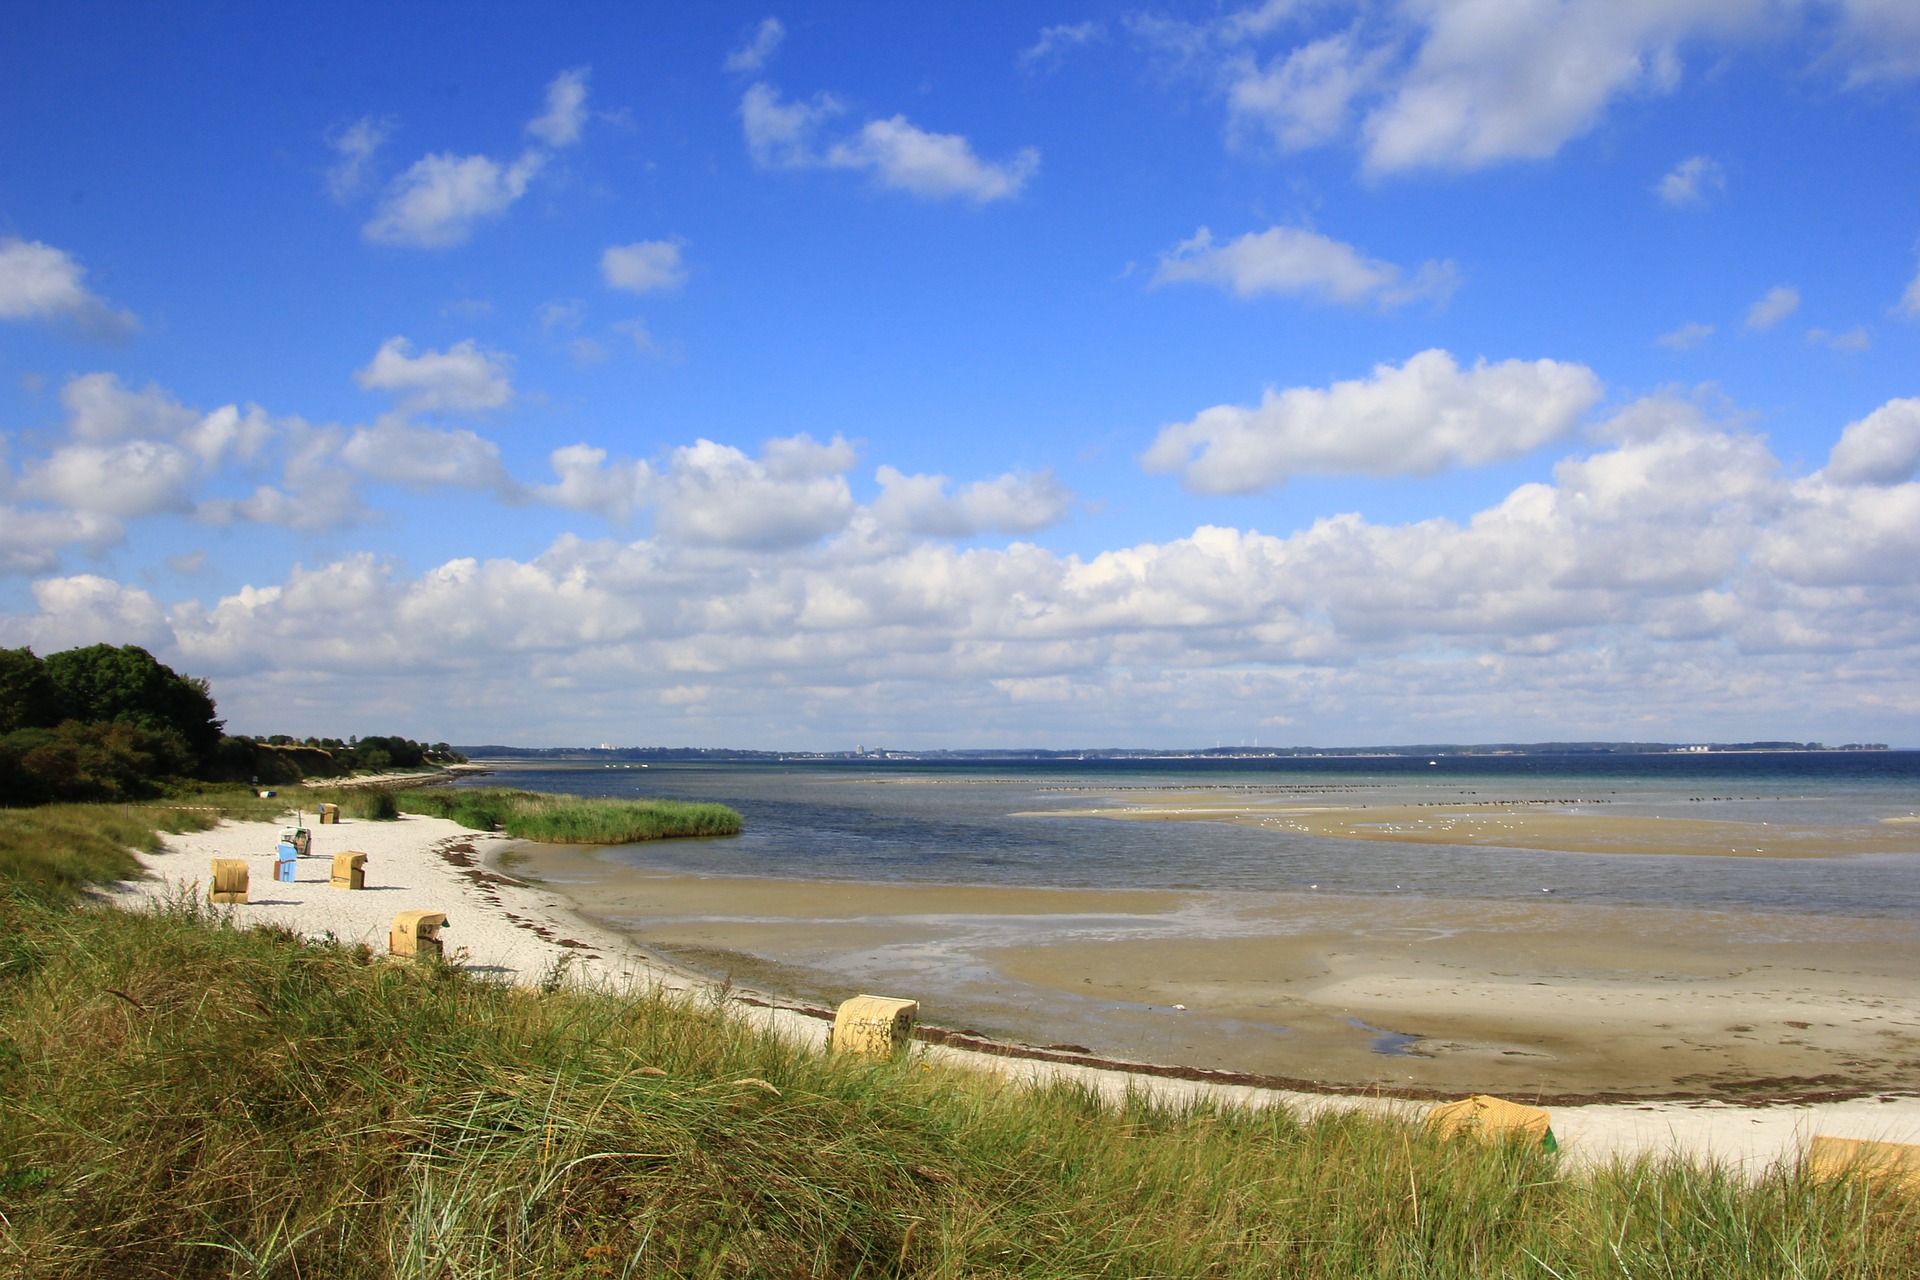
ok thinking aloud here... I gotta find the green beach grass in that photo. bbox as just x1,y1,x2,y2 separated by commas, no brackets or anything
396,786,743,844
0,787,297,902
1,802,1917,1277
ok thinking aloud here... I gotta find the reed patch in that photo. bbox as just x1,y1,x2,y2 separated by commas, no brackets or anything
397,786,742,844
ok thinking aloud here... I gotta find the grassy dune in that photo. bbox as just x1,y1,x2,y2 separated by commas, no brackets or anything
0,788,293,899
396,786,743,844
0,803,1916,1277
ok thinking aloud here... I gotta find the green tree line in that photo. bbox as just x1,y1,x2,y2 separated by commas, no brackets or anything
0,643,462,805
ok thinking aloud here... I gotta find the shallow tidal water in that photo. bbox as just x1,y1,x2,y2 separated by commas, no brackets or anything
473,754,1920,917
470,754,1920,1094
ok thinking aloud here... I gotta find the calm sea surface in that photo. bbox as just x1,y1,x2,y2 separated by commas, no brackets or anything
460,754,1920,919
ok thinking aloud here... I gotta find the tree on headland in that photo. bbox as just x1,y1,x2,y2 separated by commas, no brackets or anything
0,644,221,805
0,647,61,733
0,641,462,806
42,643,223,765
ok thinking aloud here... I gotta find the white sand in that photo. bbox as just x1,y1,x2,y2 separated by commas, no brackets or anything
111,814,1920,1179
117,812,688,990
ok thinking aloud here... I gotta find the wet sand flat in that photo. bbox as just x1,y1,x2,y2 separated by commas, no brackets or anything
503,843,1185,918
1029,798,1920,858
509,843,1920,1101
985,902,1920,1098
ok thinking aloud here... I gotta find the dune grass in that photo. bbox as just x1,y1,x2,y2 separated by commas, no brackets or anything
397,786,742,844
1,886,1916,1278
0,787,291,902
1,801,1916,1277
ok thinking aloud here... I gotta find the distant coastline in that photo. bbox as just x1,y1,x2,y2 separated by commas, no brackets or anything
456,740,1902,763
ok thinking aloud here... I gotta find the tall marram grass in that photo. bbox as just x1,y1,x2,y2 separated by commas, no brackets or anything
0,787,293,902
398,786,742,844
2,802,1917,1277
1,888,1916,1278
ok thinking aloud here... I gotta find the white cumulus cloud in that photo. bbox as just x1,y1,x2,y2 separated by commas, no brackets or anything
741,83,1038,202
1822,397,1920,486
364,150,545,248
1806,325,1870,352
64,397,1920,746
526,67,591,147
1828,0,1920,85
539,444,655,524
1657,155,1726,205
340,418,517,493
362,69,586,247
653,435,859,549
13,575,168,652
59,372,199,442
1227,32,1388,151
1152,225,1457,309
540,434,860,549
872,467,1074,537
0,238,139,339
0,509,121,575
326,115,391,200
1358,2,1750,173
741,82,843,169
601,240,687,293
354,337,512,414
541,437,1072,546
827,116,1039,202
1745,284,1801,330
1021,21,1106,68
1656,321,1715,351
23,440,199,519
1143,350,1603,494
1148,1,1806,175
725,17,786,73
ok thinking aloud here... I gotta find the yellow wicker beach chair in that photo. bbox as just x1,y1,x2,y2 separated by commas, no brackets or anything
1425,1094,1557,1150
208,859,249,904
830,994,919,1058
329,851,367,889
389,910,448,958
1809,1135,1920,1192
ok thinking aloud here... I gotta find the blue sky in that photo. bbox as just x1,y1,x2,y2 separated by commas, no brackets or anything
3,1,1919,747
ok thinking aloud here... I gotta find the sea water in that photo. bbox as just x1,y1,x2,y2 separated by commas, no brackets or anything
463,753,1920,918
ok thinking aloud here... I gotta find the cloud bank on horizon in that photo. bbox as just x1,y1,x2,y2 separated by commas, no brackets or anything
1,1,1918,748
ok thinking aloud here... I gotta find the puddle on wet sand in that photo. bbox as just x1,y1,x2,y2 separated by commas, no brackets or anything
1348,1017,1425,1056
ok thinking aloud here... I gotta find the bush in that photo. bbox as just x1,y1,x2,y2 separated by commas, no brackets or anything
308,787,401,821
0,721,193,806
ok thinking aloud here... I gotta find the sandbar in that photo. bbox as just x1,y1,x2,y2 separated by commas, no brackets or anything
1026,797,1920,858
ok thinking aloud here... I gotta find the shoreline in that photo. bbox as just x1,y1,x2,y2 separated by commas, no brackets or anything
113,813,1920,1177
297,762,494,792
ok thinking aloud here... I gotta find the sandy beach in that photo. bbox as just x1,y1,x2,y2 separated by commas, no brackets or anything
108,811,1920,1178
